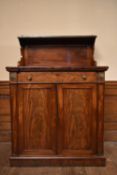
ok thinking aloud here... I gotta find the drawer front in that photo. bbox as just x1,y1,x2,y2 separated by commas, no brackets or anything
18,72,97,83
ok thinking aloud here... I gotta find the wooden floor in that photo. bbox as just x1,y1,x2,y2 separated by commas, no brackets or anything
0,142,117,175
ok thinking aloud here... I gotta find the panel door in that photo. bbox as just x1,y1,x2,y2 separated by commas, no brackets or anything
57,84,97,156
17,84,57,156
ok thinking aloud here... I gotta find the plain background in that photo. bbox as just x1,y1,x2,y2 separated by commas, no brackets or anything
0,0,117,80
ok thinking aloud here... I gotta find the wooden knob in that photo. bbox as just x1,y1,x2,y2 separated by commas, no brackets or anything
82,74,87,80
27,75,32,81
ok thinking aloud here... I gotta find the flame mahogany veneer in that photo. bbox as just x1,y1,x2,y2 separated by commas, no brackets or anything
6,36,108,166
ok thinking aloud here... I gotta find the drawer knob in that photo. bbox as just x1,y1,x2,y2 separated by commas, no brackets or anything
82,74,87,80
27,76,32,81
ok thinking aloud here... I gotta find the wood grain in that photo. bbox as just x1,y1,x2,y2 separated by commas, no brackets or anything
104,81,117,141
0,81,11,142
1,80,117,143
17,84,57,156
57,84,97,156
18,72,97,83
18,36,96,67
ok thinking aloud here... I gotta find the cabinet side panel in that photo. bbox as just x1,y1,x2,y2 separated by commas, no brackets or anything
10,84,18,155
97,83,105,154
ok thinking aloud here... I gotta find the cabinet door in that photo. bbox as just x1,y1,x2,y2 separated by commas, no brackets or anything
17,84,57,156
57,84,97,156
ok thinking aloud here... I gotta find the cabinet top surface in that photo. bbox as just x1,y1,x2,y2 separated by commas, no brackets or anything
6,66,108,72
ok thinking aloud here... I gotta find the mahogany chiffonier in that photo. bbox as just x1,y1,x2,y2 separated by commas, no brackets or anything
6,36,108,166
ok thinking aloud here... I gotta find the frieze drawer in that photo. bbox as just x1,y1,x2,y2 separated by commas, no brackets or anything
18,72,97,83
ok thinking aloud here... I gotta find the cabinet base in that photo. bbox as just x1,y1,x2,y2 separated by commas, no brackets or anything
10,156,106,166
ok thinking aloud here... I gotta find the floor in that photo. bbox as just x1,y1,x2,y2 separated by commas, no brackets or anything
0,142,117,175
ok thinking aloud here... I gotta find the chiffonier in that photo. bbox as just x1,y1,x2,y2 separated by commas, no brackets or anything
6,36,108,166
